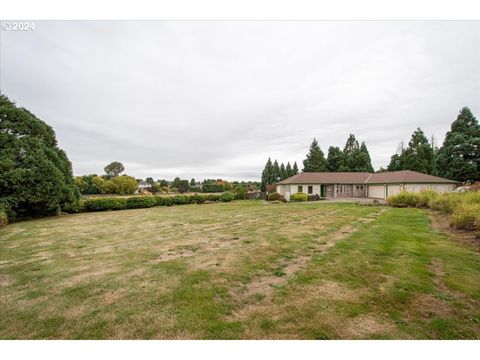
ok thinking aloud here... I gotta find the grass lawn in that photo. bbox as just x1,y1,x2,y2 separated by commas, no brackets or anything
0,201,479,339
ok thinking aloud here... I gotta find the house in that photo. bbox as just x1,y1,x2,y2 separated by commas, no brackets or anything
137,181,151,189
276,170,458,200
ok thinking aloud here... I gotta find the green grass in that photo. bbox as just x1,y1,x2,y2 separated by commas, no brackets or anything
0,201,479,339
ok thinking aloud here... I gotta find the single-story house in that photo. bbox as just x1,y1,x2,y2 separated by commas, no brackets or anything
276,170,458,200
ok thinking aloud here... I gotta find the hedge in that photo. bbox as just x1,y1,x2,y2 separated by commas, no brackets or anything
126,196,157,209
219,192,234,202
0,209,8,227
84,198,127,211
290,192,308,202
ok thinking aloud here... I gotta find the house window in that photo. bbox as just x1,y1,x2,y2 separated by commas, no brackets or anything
308,186,313,194
298,185,303,193
286,185,290,193
356,185,364,190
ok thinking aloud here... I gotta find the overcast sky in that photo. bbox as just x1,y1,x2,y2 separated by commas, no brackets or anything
1,21,479,180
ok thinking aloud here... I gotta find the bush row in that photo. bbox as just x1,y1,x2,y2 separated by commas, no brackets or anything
82,192,235,212
387,190,480,231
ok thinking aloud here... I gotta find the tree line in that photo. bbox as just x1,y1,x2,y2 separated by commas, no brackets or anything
387,107,479,183
260,159,299,191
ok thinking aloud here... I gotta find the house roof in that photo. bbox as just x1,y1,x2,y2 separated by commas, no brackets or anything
277,170,457,185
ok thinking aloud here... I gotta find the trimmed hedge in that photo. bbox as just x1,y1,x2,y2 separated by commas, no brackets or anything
173,195,189,205
290,192,308,202
219,192,234,202
162,197,174,206
84,198,127,211
127,196,157,209
268,192,281,201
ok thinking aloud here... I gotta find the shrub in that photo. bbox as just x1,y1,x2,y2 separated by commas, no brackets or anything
268,192,281,201
154,196,164,206
207,194,220,202
202,184,225,193
219,192,234,202
173,195,189,205
290,192,308,202
416,190,438,208
387,192,420,208
451,203,480,230
190,194,207,204
126,196,157,209
233,186,247,200
307,194,321,201
0,209,8,227
430,193,463,213
162,197,174,206
84,197,127,211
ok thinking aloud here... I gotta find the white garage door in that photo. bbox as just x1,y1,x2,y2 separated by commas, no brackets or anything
386,185,401,197
368,185,385,199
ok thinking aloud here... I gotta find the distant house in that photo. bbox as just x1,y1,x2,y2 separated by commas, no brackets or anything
276,170,458,200
137,181,151,189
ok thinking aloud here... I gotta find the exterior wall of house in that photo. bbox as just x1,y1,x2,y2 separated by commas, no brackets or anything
352,185,367,197
368,185,386,199
386,185,402,197
335,184,353,197
277,184,285,196
326,185,334,198
404,183,456,193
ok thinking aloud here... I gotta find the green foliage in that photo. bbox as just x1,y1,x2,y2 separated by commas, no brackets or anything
108,175,138,195
154,196,164,206
303,138,327,172
402,128,435,174
451,203,480,230
307,194,321,201
84,198,127,211
232,186,247,200
436,107,480,182
285,162,293,177
326,146,343,172
290,192,308,202
0,94,80,219
178,180,189,194
219,192,234,202
387,192,420,208
338,134,374,172
202,183,225,193
173,195,189,205
292,162,299,175
162,197,174,206
190,194,208,204
126,196,157,209
267,192,281,201
207,194,221,201
171,177,181,189
0,208,8,226
104,161,124,178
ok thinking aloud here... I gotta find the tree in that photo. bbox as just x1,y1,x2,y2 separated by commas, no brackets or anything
302,138,327,172
436,107,480,182
159,179,168,188
273,160,281,182
339,134,360,171
387,153,403,171
171,177,181,189
104,161,124,178
292,161,299,175
190,178,196,186
280,163,286,179
109,175,138,195
358,141,374,172
260,158,275,191
178,180,189,193
401,128,434,174
0,95,80,218
285,162,293,177
326,146,343,172
145,177,155,185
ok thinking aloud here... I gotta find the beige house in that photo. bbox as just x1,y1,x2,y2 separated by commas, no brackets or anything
276,170,458,200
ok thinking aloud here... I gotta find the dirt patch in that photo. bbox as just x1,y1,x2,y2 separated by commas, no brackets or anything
412,293,453,317
429,211,479,253
342,314,396,338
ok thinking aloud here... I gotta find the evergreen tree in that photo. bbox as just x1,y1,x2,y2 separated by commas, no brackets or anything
387,153,403,171
326,146,343,172
145,177,154,185
0,95,80,219
171,177,181,189
302,138,327,172
401,128,435,174
260,158,274,191
293,161,299,175
273,160,281,182
280,163,286,179
190,178,195,186
339,134,360,171
285,162,293,177
358,141,374,172
436,107,480,182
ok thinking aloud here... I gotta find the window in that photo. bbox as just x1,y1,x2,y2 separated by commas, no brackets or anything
286,185,290,193
308,186,313,194
298,185,303,193
356,185,364,190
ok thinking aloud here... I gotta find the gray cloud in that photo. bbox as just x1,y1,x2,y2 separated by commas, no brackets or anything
1,21,479,180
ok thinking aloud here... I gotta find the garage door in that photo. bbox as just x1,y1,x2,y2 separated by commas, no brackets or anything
368,185,385,199
386,185,401,197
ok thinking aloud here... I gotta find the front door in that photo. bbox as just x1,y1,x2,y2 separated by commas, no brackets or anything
320,185,325,197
